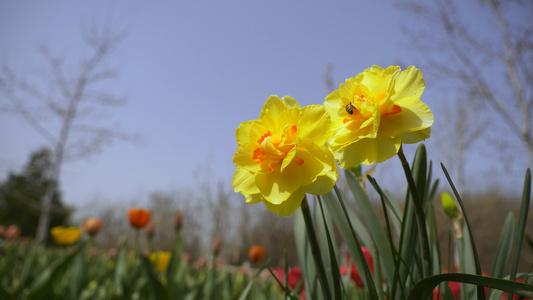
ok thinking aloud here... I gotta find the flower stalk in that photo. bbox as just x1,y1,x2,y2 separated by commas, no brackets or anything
299,195,332,299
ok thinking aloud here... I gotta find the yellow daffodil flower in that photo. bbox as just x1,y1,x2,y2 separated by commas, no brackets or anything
50,226,82,245
324,65,433,168
149,251,171,272
232,95,338,217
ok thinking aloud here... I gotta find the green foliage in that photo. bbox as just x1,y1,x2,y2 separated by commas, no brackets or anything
1,145,532,299
0,148,70,242
290,144,533,299
0,230,284,300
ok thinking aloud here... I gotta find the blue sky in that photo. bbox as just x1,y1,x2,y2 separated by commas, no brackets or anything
0,1,526,208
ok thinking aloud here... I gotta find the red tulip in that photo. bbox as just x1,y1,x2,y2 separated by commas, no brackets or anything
341,247,374,287
274,267,304,292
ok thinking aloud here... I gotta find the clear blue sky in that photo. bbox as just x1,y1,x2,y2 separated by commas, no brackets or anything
0,0,526,208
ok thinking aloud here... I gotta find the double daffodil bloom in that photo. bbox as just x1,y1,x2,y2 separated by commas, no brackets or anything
50,226,82,245
324,65,434,168
232,96,338,217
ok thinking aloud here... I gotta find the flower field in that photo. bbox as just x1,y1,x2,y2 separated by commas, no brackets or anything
2,65,533,299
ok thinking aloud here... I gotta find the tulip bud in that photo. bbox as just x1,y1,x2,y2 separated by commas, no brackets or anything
107,247,118,258
212,237,221,255
83,218,101,236
174,210,182,230
146,222,155,239
248,245,265,263
5,225,21,240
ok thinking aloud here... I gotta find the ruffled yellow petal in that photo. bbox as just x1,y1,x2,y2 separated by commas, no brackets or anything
297,105,331,145
336,135,401,168
259,95,301,120
259,95,286,120
389,66,425,102
324,90,342,118
232,142,262,173
304,149,337,195
379,97,434,138
236,121,252,147
244,193,262,204
280,139,330,185
232,168,259,195
255,158,303,205
364,66,398,95
401,127,432,144
262,188,306,217
281,95,301,109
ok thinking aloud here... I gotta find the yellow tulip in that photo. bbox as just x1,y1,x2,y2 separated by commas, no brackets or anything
232,95,338,217
149,251,171,272
324,65,434,168
50,226,82,245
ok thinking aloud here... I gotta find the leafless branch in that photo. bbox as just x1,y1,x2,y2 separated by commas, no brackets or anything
0,20,134,243
398,0,533,168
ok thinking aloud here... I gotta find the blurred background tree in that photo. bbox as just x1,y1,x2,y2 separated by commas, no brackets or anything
0,21,136,244
398,0,533,190
0,147,71,244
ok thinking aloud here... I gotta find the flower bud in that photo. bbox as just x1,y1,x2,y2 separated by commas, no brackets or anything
212,237,221,255
248,245,265,262
174,210,182,230
146,222,155,239
5,225,21,240
83,218,101,236
441,192,459,220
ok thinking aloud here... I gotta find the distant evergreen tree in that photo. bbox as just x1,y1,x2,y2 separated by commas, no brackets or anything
0,148,70,243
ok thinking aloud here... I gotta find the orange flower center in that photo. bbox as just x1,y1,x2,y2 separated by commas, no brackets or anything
342,87,402,124
252,125,302,172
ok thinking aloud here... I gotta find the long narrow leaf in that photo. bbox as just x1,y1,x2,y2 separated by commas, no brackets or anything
491,212,516,279
141,255,169,300
317,196,342,300
398,145,432,278
69,243,87,299
441,163,485,300
294,207,317,299
407,273,533,300
509,168,531,283
345,170,396,284
332,185,379,300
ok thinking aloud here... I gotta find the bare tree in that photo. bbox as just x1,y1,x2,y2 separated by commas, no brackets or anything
0,23,133,243
398,0,533,166
438,93,485,191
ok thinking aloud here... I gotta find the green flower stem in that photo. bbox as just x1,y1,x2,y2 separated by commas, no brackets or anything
174,228,183,263
133,229,140,258
397,144,432,277
148,237,154,253
300,195,332,299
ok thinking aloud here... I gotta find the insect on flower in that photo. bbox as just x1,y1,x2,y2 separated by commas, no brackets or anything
345,102,355,115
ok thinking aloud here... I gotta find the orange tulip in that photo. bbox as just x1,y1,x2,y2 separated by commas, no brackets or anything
128,208,151,229
248,245,265,262
83,218,101,236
